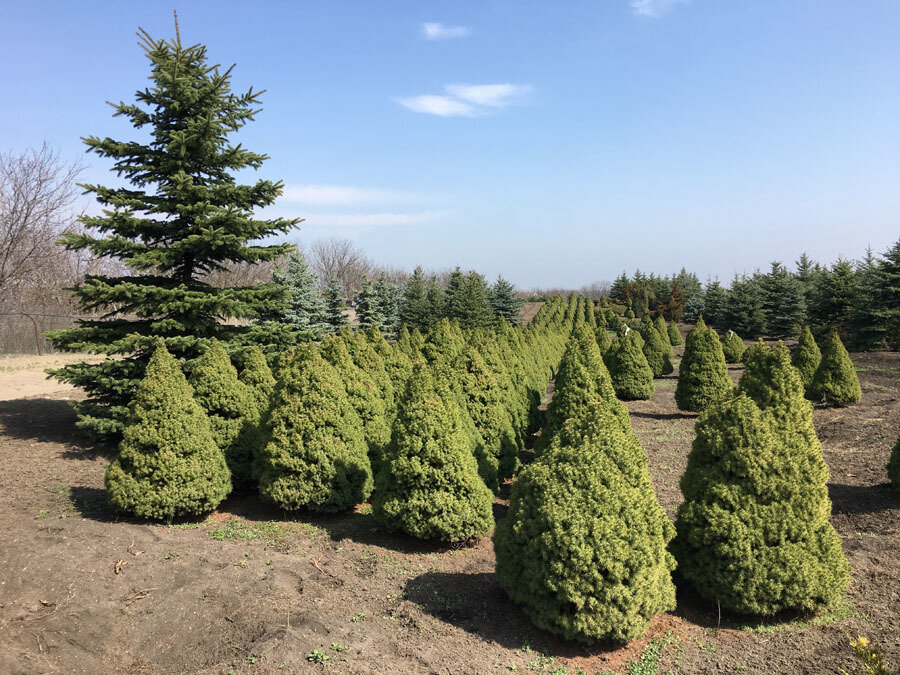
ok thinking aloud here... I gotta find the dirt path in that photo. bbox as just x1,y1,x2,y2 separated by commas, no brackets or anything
0,345,897,673
0,354,104,401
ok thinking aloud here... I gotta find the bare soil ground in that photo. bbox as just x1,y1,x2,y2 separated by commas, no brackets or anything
0,341,897,674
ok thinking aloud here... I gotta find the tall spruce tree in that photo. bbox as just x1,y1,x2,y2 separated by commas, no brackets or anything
400,265,430,331
321,276,347,333
271,251,327,332
356,275,386,329
47,26,297,440
425,276,448,322
452,271,496,329
490,275,523,323
374,273,401,337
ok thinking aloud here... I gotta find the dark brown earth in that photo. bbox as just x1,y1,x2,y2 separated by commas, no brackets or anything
0,337,897,674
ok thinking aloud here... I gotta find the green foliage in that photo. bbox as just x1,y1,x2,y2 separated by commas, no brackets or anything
400,266,430,332
47,29,297,440
271,251,326,332
356,275,387,330
792,326,821,394
188,340,259,489
608,329,654,400
373,364,494,542
889,436,900,491
494,404,676,643
321,276,347,333
320,335,391,470
654,315,672,348
451,271,496,329
808,331,861,405
667,321,682,346
490,275,524,323
639,317,674,377
256,344,372,512
675,318,732,412
674,391,850,615
366,325,412,400
239,345,276,415
595,325,612,354
721,330,746,364
105,342,231,520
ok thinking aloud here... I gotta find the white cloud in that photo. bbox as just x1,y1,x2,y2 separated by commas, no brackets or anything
395,84,532,117
630,0,689,18
422,22,471,40
395,95,480,118
281,184,418,206
444,83,532,108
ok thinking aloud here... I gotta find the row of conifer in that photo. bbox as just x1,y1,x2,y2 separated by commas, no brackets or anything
103,295,584,524
494,328,852,644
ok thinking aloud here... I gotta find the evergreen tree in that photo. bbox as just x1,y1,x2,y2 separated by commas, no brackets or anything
425,276,448,322
320,335,391,469
374,273,401,337
271,251,327,331
808,331,861,405
791,326,821,395
889,435,900,491
188,340,259,489
490,275,524,323
609,272,629,303
608,329,654,400
668,282,686,322
373,364,494,542
400,265,430,331
877,238,900,349
256,344,372,512
702,279,727,326
855,238,900,350
356,275,386,329
639,317,673,377
667,321,682,346
674,392,850,615
655,315,672,349
239,345,276,415
451,271,496,329
321,276,347,333
810,258,858,340
494,403,675,643
47,28,298,440
724,275,766,338
595,325,612,354
675,318,732,412
105,341,231,520
721,330,745,364
444,267,464,310
366,325,413,401
682,295,705,324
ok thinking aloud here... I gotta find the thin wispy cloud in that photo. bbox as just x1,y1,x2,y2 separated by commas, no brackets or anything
396,83,532,118
281,184,419,206
445,84,532,108
305,211,445,227
395,95,479,118
630,0,689,18
422,22,471,40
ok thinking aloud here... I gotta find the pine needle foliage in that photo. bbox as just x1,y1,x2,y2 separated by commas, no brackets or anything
667,321,682,346
721,330,746,364
188,340,259,489
639,317,674,377
373,364,494,542
494,404,676,644
889,436,900,491
608,329,654,400
674,392,850,615
239,345,276,415
791,326,821,395
675,318,732,412
595,325,612,354
47,28,298,441
255,344,372,512
105,342,231,520
808,331,861,405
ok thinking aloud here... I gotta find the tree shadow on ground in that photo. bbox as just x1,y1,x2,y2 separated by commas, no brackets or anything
0,397,114,459
68,486,122,522
404,571,649,659
629,410,697,421
828,482,900,515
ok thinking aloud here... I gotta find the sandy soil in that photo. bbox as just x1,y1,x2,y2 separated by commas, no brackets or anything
0,354,104,401
0,339,897,674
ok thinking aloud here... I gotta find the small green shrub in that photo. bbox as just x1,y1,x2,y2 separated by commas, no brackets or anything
495,404,675,643
808,331,861,405
791,326,821,395
675,318,732,412
667,321,682,346
721,330,745,364
106,342,231,521
639,317,674,377
608,329,654,400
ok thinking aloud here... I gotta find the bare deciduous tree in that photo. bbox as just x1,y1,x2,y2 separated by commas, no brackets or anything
0,144,83,304
308,236,373,297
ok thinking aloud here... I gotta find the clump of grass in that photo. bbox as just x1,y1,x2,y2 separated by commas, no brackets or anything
209,517,295,547
739,599,865,634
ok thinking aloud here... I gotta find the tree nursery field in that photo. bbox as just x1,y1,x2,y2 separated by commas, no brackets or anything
0,328,896,675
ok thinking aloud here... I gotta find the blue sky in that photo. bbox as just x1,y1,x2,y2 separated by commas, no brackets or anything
2,1,898,288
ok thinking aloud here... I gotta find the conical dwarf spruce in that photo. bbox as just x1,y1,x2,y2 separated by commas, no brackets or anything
721,330,745,364
256,344,372,512
105,341,231,521
791,326,821,396
608,328,654,400
494,404,676,643
675,318,732,412
808,331,861,405
373,364,494,542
